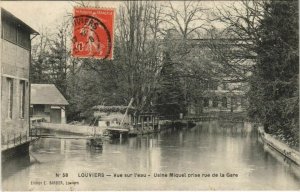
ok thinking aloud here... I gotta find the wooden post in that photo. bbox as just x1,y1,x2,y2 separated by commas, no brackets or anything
133,114,137,126
153,117,155,129
147,117,149,127
152,116,154,130
14,134,15,146
20,133,22,144
120,98,134,126
158,117,160,130
119,133,122,144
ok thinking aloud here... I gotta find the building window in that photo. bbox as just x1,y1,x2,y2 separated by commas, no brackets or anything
222,83,228,90
212,97,219,107
241,97,246,107
222,97,227,108
34,105,45,114
210,81,218,90
2,18,31,50
30,106,33,117
2,19,17,43
17,27,31,49
231,96,237,106
203,97,209,107
44,105,50,114
7,78,13,119
203,81,209,90
19,80,26,118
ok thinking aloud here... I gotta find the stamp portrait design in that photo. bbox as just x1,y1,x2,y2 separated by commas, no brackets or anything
72,7,114,59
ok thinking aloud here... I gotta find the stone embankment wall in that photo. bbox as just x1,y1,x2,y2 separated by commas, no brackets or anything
258,126,300,166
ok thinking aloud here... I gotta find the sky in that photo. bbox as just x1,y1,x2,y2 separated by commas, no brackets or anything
1,1,232,33
1,1,135,33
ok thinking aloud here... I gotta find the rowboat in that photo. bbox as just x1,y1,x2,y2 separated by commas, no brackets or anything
87,136,103,150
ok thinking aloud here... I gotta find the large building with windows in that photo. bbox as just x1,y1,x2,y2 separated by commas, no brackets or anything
163,29,252,118
187,80,248,116
1,8,38,158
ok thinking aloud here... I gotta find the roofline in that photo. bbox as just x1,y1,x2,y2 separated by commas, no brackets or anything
1,8,39,35
164,36,253,42
30,84,69,105
31,103,69,106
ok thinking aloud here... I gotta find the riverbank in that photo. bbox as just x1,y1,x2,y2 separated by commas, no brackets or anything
34,122,104,136
34,120,195,139
258,126,300,166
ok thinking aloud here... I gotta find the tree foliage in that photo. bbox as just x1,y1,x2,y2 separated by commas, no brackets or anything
207,0,265,82
31,24,70,96
115,1,165,112
155,51,185,117
248,0,299,147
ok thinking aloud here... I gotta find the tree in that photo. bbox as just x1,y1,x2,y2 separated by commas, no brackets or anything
31,21,70,97
159,1,211,112
116,1,165,112
155,52,185,117
162,0,208,39
207,0,265,82
31,28,52,83
47,24,69,95
248,0,299,148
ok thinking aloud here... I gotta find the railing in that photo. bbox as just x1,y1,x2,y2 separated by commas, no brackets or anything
30,117,45,128
1,131,33,150
185,111,248,122
29,128,43,137
185,116,218,121
159,115,179,120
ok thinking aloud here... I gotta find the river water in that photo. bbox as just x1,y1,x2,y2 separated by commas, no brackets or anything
2,121,300,190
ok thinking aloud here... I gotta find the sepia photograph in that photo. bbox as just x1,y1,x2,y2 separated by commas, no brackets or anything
0,0,299,191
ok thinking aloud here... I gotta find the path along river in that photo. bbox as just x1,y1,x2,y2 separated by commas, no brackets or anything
2,121,300,190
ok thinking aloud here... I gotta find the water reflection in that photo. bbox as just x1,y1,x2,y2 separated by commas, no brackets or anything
2,154,31,179
2,121,300,190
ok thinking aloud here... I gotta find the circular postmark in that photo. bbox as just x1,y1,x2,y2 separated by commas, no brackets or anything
72,15,112,59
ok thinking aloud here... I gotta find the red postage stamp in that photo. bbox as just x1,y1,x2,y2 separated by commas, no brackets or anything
72,7,114,59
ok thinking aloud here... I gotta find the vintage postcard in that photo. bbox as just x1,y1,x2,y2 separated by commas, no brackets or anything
1,0,299,191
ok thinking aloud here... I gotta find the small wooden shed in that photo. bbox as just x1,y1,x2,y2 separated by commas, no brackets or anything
30,84,69,123
92,105,135,127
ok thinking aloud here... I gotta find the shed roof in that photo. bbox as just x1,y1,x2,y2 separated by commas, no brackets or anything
92,105,135,113
31,84,68,105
